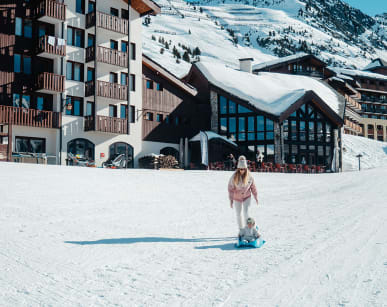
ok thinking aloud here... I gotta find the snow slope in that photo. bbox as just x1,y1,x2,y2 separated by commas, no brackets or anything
342,134,387,171
1,162,386,306
142,0,387,77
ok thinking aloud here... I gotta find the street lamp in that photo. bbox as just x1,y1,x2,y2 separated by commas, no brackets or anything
356,154,363,171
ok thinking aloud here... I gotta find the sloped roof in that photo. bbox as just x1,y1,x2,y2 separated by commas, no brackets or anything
143,54,197,96
363,58,387,71
189,131,238,147
330,67,387,81
252,53,325,71
124,0,161,16
194,61,344,119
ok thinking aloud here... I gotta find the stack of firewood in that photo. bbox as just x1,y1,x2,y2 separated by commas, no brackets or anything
159,155,179,169
138,154,179,169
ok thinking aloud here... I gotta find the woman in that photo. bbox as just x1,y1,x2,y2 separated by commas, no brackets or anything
228,156,258,231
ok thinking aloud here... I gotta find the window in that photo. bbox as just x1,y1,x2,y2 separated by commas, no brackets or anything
110,7,119,17
120,104,127,119
220,118,227,133
219,95,227,114
87,34,95,47
87,67,94,82
156,83,163,91
175,116,179,126
14,54,21,73
110,40,118,50
145,112,153,121
88,0,95,13
86,101,94,116
129,105,135,123
109,105,117,117
23,20,32,38
130,43,136,60
15,137,45,153
38,25,46,37
23,56,31,74
15,17,22,36
238,104,251,113
67,26,84,48
121,41,128,53
146,80,153,89
36,96,44,110
66,61,83,81
14,54,31,74
109,72,118,84
67,138,94,160
121,73,128,85
156,114,163,122
130,74,135,91
76,0,85,14
121,8,129,19
13,94,30,108
65,96,83,116
229,100,236,113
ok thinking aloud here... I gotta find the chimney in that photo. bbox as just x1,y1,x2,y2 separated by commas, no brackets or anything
239,58,253,73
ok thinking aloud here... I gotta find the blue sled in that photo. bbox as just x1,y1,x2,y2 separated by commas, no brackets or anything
235,238,265,248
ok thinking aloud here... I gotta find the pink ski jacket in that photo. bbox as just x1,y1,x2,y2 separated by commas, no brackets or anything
228,173,258,202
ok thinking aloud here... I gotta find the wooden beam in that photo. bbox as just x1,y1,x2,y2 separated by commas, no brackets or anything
8,124,12,162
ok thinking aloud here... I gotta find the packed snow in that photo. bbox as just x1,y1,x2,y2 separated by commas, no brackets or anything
194,61,344,116
1,136,387,306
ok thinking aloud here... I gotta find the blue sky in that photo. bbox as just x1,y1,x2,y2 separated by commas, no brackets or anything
344,0,387,16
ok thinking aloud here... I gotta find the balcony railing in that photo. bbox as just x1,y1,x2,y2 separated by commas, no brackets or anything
86,11,128,34
97,80,127,100
85,46,128,67
36,72,65,93
36,0,66,21
291,70,324,78
84,115,128,134
37,35,66,57
0,105,60,129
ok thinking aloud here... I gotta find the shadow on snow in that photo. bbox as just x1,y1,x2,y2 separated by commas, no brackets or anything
65,237,236,247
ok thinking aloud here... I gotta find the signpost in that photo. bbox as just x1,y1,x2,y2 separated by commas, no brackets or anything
356,154,363,171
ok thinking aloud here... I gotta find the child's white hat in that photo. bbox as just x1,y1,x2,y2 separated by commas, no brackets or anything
247,217,255,224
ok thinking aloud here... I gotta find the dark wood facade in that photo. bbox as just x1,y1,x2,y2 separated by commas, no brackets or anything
185,64,343,168
252,54,335,79
142,55,210,144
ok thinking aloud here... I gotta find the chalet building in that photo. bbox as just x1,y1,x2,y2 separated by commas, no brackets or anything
332,66,387,141
0,0,160,166
252,53,335,80
185,60,344,170
141,54,210,159
252,53,364,137
364,58,387,76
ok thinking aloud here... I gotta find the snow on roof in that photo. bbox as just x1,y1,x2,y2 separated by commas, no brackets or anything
363,58,387,71
252,52,310,71
330,67,387,81
195,61,343,116
190,131,238,147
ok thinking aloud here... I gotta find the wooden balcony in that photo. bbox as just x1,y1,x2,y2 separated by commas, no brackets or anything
85,45,128,67
84,115,128,134
36,0,66,22
37,35,66,58
36,72,65,94
0,105,61,129
86,11,128,34
86,80,128,100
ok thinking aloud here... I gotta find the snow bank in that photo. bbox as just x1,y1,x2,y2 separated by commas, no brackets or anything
195,61,343,116
342,134,387,171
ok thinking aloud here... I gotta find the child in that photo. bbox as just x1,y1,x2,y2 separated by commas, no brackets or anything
238,217,260,243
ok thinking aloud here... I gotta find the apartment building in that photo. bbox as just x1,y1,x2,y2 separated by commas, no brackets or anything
0,0,160,166
333,66,387,141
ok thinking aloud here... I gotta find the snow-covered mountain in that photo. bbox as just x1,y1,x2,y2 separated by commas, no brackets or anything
142,0,387,77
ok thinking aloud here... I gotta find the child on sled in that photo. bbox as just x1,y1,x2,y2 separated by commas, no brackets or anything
238,217,260,245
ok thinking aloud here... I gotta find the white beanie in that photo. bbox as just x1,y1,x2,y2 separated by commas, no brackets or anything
237,155,248,169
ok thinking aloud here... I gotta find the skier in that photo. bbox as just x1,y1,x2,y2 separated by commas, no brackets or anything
228,155,258,232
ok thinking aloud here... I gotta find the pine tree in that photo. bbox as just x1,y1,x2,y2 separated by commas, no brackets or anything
183,51,190,62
